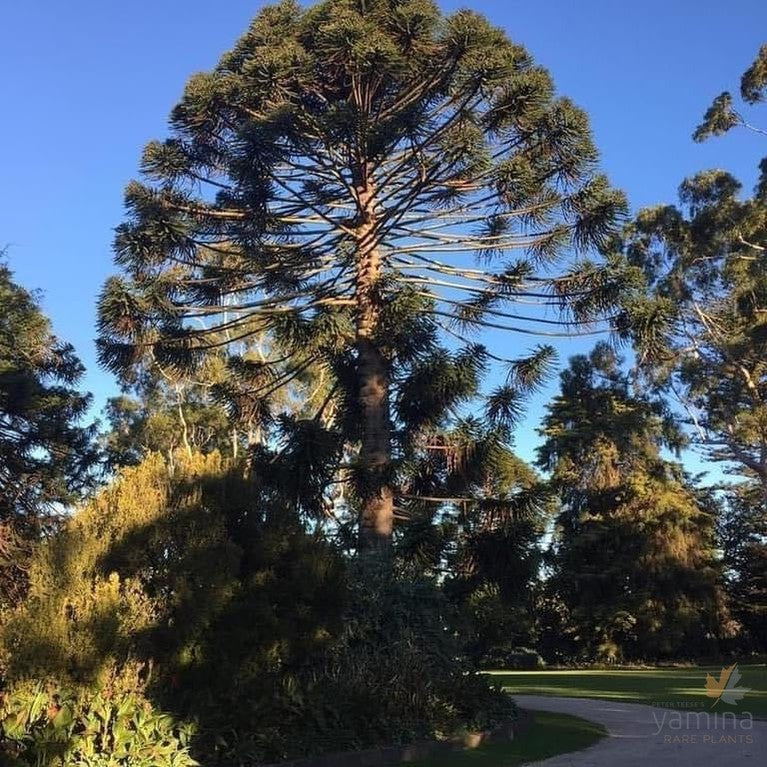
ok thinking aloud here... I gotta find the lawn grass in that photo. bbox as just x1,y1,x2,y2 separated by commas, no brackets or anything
490,664,767,717
402,711,606,767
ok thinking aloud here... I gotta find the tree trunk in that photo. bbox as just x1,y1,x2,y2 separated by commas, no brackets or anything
357,337,394,552
175,388,193,458
354,182,394,554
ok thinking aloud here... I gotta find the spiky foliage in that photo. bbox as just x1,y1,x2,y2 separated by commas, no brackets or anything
538,345,725,661
98,0,627,553
620,47,767,500
382,391,550,667
0,257,98,608
439,449,548,666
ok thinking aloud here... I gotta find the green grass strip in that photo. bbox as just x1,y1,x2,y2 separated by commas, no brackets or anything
402,711,606,767
490,664,767,717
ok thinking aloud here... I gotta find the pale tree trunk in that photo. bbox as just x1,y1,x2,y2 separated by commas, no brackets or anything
354,181,394,554
175,392,193,459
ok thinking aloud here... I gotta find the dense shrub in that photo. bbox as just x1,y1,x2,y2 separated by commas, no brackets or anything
289,572,515,755
0,453,514,765
456,585,539,670
0,453,346,764
503,648,546,670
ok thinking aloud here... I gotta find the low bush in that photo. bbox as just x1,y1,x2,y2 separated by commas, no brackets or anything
286,572,515,756
504,647,546,670
0,679,196,767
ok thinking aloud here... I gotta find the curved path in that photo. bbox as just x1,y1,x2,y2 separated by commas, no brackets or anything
514,694,765,766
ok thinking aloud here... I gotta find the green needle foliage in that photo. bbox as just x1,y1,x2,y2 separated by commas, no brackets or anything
538,345,725,661
0,257,98,608
98,0,627,555
389,412,550,665
719,483,767,651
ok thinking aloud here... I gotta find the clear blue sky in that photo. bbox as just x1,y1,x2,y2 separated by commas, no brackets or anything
1,0,765,473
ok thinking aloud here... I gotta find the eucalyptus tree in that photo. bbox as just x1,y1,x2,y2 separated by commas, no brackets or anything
98,0,627,554
101,329,310,470
620,45,767,498
693,44,767,141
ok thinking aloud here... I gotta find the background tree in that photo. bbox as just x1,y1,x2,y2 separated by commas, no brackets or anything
103,388,232,470
618,46,767,653
395,421,549,665
693,44,766,142
101,316,322,471
0,256,97,608
98,0,628,556
443,449,547,668
538,344,725,661
620,45,767,498
718,483,767,651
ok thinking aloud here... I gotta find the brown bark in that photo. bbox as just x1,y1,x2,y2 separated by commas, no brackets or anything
354,182,394,553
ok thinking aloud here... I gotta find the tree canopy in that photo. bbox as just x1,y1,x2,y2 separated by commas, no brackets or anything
98,0,627,555
538,345,724,660
621,46,767,498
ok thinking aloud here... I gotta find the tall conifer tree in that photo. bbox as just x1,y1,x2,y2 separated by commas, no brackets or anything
0,257,97,606
539,345,725,660
98,0,626,553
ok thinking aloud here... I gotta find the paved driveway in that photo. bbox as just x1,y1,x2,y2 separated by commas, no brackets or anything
513,695,764,766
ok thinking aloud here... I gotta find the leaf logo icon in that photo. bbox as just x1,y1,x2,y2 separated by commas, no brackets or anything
704,664,750,707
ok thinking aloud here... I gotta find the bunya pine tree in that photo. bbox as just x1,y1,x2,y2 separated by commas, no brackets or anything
97,0,629,557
